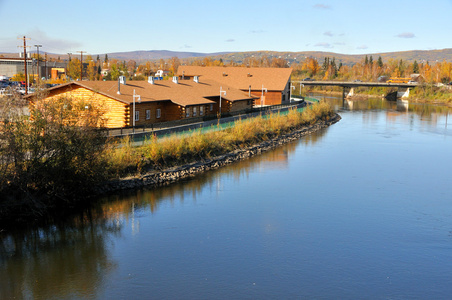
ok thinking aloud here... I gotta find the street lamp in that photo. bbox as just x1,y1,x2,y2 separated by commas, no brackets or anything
219,86,226,117
133,89,141,128
261,84,267,106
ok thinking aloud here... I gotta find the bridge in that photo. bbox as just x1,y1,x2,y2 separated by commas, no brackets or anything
293,81,418,99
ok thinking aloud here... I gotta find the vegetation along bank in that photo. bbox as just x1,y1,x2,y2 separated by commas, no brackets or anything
0,96,338,228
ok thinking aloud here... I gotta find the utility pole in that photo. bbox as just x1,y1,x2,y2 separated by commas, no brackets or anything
45,53,48,80
18,36,31,95
34,44,42,84
77,51,86,81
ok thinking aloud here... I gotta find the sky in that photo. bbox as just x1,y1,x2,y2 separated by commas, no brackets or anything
1,0,452,56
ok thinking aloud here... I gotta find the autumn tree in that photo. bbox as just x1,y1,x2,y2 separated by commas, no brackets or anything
87,60,97,81
67,58,81,81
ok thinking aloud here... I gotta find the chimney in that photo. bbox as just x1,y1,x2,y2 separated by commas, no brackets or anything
194,76,199,83
117,77,121,94
148,76,154,84
119,76,126,85
172,76,178,84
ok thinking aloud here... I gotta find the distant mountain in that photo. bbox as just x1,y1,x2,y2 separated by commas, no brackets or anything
103,50,232,62
3,48,452,65
102,48,452,65
209,49,452,66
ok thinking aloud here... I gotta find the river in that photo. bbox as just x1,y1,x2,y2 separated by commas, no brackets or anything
1,95,452,299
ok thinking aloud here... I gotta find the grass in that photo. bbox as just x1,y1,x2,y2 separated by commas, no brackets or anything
104,102,335,176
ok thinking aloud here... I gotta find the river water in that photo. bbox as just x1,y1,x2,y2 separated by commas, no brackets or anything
1,95,452,299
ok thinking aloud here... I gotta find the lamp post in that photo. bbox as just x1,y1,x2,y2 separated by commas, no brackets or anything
133,89,141,128
219,86,226,117
261,84,267,106
290,84,295,102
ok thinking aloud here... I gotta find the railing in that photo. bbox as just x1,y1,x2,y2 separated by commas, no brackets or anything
103,100,313,139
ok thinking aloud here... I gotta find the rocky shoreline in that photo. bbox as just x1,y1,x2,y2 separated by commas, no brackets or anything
96,113,341,195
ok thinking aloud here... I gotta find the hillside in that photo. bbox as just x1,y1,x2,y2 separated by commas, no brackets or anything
3,48,452,65
105,49,452,65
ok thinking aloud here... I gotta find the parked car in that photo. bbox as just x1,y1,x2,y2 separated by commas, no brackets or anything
302,77,313,81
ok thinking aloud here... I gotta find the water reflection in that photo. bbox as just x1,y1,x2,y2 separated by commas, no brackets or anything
0,211,120,299
4,94,452,298
312,93,452,133
97,138,321,219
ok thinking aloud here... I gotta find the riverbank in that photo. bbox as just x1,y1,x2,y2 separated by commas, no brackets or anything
96,113,341,194
0,103,339,228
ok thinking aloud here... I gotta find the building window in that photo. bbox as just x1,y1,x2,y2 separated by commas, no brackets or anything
146,109,151,120
135,111,139,121
200,105,204,116
210,104,213,111
156,108,161,119
186,107,190,117
193,106,197,117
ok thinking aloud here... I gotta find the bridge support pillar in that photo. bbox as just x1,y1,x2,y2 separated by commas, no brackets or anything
342,87,354,100
397,87,410,99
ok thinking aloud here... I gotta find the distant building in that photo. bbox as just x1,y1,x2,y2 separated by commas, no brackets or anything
24,76,257,128
177,66,293,106
155,70,170,78
0,57,66,80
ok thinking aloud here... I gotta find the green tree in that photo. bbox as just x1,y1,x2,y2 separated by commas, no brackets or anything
412,60,419,73
377,56,383,68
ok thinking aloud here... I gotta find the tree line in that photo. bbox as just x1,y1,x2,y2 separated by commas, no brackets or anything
62,53,452,84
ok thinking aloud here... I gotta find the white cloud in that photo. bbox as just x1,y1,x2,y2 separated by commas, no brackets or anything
396,32,415,39
324,31,334,37
26,29,82,53
225,39,235,42
315,42,334,49
313,4,331,9
357,45,368,50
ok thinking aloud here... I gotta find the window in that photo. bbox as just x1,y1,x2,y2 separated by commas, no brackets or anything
135,110,139,121
146,109,151,120
210,104,213,111
193,106,197,117
186,107,190,117
200,105,204,116
156,108,161,119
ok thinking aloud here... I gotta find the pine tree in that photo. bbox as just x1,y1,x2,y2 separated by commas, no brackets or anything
322,57,328,70
364,55,369,65
377,56,383,68
412,60,419,73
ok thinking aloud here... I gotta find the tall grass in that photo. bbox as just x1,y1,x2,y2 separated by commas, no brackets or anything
105,102,334,176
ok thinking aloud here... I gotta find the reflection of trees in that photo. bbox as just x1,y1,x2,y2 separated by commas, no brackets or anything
319,93,452,127
0,115,332,299
0,213,119,299
98,132,327,219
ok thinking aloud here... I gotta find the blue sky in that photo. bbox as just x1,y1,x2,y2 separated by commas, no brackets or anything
1,0,451,56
